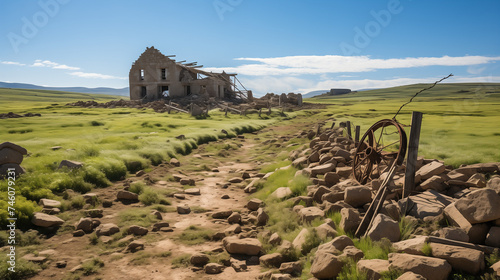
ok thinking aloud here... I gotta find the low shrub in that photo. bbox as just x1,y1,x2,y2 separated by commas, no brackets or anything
81,257,104,275
51,176,93,194
177,225,213,245
139,189,160,206
93,159,127,181
82,167,111,188
129,182,146,194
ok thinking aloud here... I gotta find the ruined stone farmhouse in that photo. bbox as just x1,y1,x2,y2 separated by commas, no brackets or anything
129,47,251,101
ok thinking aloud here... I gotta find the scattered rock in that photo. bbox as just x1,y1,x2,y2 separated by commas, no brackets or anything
260,253,283,268
73,229,85,237
430,243,485,275
117,190,139,201
177,205,191,214
298,207,324,223
270,274,291,280
292,228,310,252
257,208,269,226
83,209,103,218
316,223,338,240
135,170,145,177
39,198,61,208
416,161,446,182
344,186,372,208
223,237,262,256
229,177,243,183
31,212,64,228
212,210,233,219
227,212,241,224
190,253,210,266
151,210,162,220
485,226,500,247
339,208,361,233
467,173,486,188
221,194,230,199
96,223,119,236
184,188,201,195
357,259,390,280
367,214,400,242
318,235,354,252
396,272,427,280
455,188,500,224
56,260,67,268
174,194,186,199
247,198,263,211
271,187,292,199
279,261,302,276
310,251,344,279
341,245,364,261
125,240,145,252
388,253,452,280
58,160,83,169
128,225,148,236
75,217,93,233
269,232,282,245
170,158,180,167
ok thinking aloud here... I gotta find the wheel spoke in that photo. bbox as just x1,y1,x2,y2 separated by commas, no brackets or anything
376,140,400,152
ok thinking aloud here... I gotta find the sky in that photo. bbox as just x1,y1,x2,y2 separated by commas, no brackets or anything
1,0,499,96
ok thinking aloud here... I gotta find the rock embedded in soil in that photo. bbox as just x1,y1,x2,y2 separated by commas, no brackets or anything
310,251,344,279
212,210,233,219
298,206,324,223
388,253,452,280
271,187,292,199
116,190,139,201
357,259,390,280
75,217,93,233
96,223,119,236
169,158,180,167
247,198,263,211
32,212,64,228
429,243,485,275
396,272,427,280
339,208,361,233
39,198,61,208
279,261,302,276
177,205,191,214
223,236,262,255
128,225,148,236
259,252,283,268
227,212,241,224
190,253,209,267
184,188,201,195
125,240,145,253
367,214,400,242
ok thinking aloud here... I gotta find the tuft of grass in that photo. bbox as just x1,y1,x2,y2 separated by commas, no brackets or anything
337,258,367,280
260,160,292,173
177,225,213,245
422,242,432,257
354,237,393,260
486,248,500,267
301,229,323,255
380,269,403,280
81,257,104,275
139,189,160,206
82,167,111,188
399,216,417,240
118,208,159,228
289,174,312,196
0,254,40,280
171,254,191,268
128,182,146,194
51,175,93,194
90,120,105,126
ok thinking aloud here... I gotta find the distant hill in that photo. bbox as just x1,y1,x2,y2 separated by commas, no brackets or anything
302,90,329,98
0,82,129,97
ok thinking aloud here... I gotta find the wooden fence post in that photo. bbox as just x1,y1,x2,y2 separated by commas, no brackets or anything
403,111,423,201
355,125,361,143
346,121,352,139
330,122,336,129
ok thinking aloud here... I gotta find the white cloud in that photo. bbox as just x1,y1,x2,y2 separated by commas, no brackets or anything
0,60,26,66
295,75,500,94
204,55,500,76
69,71,127,80
32,60,80,70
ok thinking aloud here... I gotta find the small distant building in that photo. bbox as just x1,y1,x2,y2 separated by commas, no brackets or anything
329,88,351,95
129,46,251,101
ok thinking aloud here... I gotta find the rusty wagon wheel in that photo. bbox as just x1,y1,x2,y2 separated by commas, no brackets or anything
353,119,407,184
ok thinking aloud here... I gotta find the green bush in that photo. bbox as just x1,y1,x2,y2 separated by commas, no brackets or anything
129,182,146,194
0,255,40,280
0,194,40,227
70,195,86,209
301,229,322,255
122,157,148,173
15,173,53,201
82,167,111,188
90,120,105,126
337,259,367,280
51,176,93,194
422,242,432,256
93,159,127,181
81,257,104,275
139,189,160,206
139,151,164,166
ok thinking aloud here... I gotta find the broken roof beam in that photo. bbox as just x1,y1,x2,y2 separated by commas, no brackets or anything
176,60,186,63
166,55,176,58
183,62,198,66
192,65,203,68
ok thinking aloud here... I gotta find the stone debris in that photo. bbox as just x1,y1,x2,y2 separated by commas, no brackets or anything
0,142,27,177
32,212,64,228
388,253,452,280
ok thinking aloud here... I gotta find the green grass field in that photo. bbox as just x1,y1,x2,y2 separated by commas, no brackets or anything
0,88,296,226
309,83,500,167
0,83,499,227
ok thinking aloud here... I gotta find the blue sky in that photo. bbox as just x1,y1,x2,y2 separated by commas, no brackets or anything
1,0,499,96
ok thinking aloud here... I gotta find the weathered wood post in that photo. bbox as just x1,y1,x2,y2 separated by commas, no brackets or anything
403,111,423,201
346,121,352,139
355,125,361,143
330,122,336,129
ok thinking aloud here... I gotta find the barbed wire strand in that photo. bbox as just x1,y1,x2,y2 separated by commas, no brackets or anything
392,73,454,120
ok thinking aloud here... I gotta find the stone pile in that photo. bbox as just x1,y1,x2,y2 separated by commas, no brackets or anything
0,142,27,178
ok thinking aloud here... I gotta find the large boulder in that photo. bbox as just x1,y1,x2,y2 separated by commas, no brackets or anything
357,259,390,280
432,227,469,243
454,189,500,224
279,261,302,276
429,243,484,275
259,253,283,268
310,251,344,279
367,214,400,242
292,228,310,252
487,176,500,195
402,190,454,219
223,237,262,256
485,226,500,248
339,208,361,233
344,186,372,208
298,207,324,223
212,210,233,219
190,253,209,266
31,212,64,228
316,223,337,240
444,202,490,244
388,253,452,280
393,236,428,255
75,217,93,233
271,187,292,199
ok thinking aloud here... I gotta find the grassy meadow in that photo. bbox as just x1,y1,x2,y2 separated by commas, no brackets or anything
310,83,500,167
0,88,296,226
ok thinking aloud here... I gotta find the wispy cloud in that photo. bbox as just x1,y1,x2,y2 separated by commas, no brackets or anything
0,60,26,66
32,59,80,70
69,71,126,80
295,75,500,94
205,55,500,76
